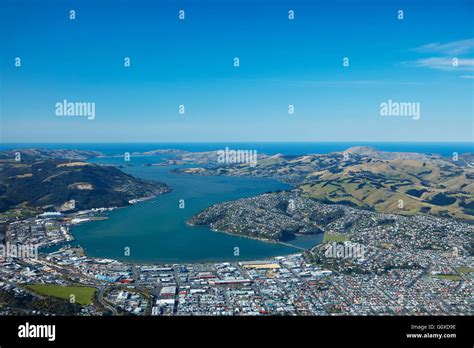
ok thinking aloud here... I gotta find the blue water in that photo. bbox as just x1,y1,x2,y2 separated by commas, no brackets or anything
6,142,473,263
69,155,320,263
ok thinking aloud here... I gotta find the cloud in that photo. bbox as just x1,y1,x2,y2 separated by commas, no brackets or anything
407,39,474,74
460,75,474,79
412,57,474,72
415,38,474,55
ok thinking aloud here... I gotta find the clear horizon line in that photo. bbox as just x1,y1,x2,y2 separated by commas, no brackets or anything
1,141,473,144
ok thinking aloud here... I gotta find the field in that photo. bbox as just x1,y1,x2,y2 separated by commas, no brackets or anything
429,274,462,281
27,284,96,305
456,266,474,274
323,232,349,243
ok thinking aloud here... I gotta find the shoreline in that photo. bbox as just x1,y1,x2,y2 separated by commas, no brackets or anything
187,221,318,251
61,198,308,265
15,145,472,265
62,156,303,264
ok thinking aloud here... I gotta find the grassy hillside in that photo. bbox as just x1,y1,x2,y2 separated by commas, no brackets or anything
0,156,170,212
175,146,474,221
301,157,473,220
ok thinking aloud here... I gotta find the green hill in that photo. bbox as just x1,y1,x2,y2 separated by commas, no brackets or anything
0,156,170,213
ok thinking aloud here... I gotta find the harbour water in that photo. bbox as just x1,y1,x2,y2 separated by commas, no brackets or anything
71,155,318,263
9,142,472,263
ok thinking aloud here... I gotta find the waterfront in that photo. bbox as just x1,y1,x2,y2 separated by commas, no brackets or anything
71,155,317,263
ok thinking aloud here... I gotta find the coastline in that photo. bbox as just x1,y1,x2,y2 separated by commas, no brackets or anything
186,220,316,251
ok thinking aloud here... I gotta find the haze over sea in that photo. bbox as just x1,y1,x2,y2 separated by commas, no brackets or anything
6,142,473,263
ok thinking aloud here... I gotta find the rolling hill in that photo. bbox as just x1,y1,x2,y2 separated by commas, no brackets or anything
174,146,474,221
0,155,170,213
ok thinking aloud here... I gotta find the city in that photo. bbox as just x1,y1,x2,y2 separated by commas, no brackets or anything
1,203,471,316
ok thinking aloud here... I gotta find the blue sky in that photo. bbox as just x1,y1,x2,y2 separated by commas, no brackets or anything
0,0,473,143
